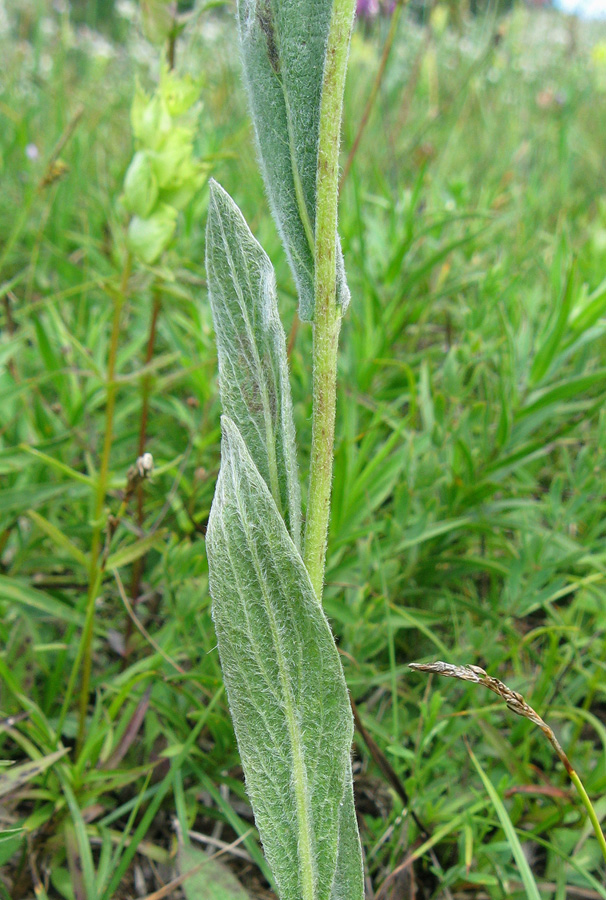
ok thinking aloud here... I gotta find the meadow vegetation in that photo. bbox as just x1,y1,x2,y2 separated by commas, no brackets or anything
1,1,606,897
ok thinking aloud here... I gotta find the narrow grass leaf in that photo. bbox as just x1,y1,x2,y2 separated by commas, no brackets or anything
59,774,98,900
206,417,363,900
396,517,470,551
468,746,542,900
19,444,94,486
530,263,575,386
206,181,301,544
194,765,274,887
27,509,89,569
0,576,84,624
569,273,606,336
0,747,68,798
106,531,166,569
100,704,218,900
237,0,350,321
0,484,86,522
518,369,606,419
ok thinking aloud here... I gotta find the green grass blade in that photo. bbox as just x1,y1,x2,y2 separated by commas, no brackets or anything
27,509,90,569
468,746,542,900
58,771,99,900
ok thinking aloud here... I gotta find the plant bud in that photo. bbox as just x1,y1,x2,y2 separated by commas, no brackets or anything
123,151,158,218
160,66,202,117
131,87,171,150
160,158,207,210
148,127,195,189
127,203,177,264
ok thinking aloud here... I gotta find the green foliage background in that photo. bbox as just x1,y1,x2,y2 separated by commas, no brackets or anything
1,1,606,897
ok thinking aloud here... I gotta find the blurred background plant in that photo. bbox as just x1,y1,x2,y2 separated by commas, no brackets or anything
2,0,606,898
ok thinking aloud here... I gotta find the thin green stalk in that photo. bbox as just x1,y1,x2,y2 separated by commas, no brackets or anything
77,259,130,749
569,769,606,865
303,0,356,600
410,660,606,866
56,255,131,750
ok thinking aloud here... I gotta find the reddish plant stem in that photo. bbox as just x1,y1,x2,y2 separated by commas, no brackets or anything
124,292,161,657
339,0,407,194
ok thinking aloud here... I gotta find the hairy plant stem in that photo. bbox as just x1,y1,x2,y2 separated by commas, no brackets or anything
56,254,131,751
303,0,356,600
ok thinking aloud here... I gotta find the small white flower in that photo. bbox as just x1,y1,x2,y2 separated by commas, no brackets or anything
136,453,154,478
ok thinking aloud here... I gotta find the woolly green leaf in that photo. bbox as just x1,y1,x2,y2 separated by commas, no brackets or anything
330,781,366,900
206,417,363,900
237,0,350,321
206,180,301,545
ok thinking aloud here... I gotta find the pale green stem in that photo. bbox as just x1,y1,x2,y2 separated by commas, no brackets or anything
568,768,606,865
56,255,131,750
303,0,356,600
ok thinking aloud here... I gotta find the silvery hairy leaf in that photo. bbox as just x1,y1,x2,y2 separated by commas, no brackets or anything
237,0,350,322
206,416,363,900
206,180,301,545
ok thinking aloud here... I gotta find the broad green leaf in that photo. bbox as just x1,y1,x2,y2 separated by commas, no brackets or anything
206,417,363,900
178,841,251,900
237,0,350,321
206,181,301,545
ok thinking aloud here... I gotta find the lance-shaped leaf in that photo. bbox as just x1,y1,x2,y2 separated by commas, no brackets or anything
330,781,364,900
237,0,350,322
206,180,301,545
206,416,363,900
